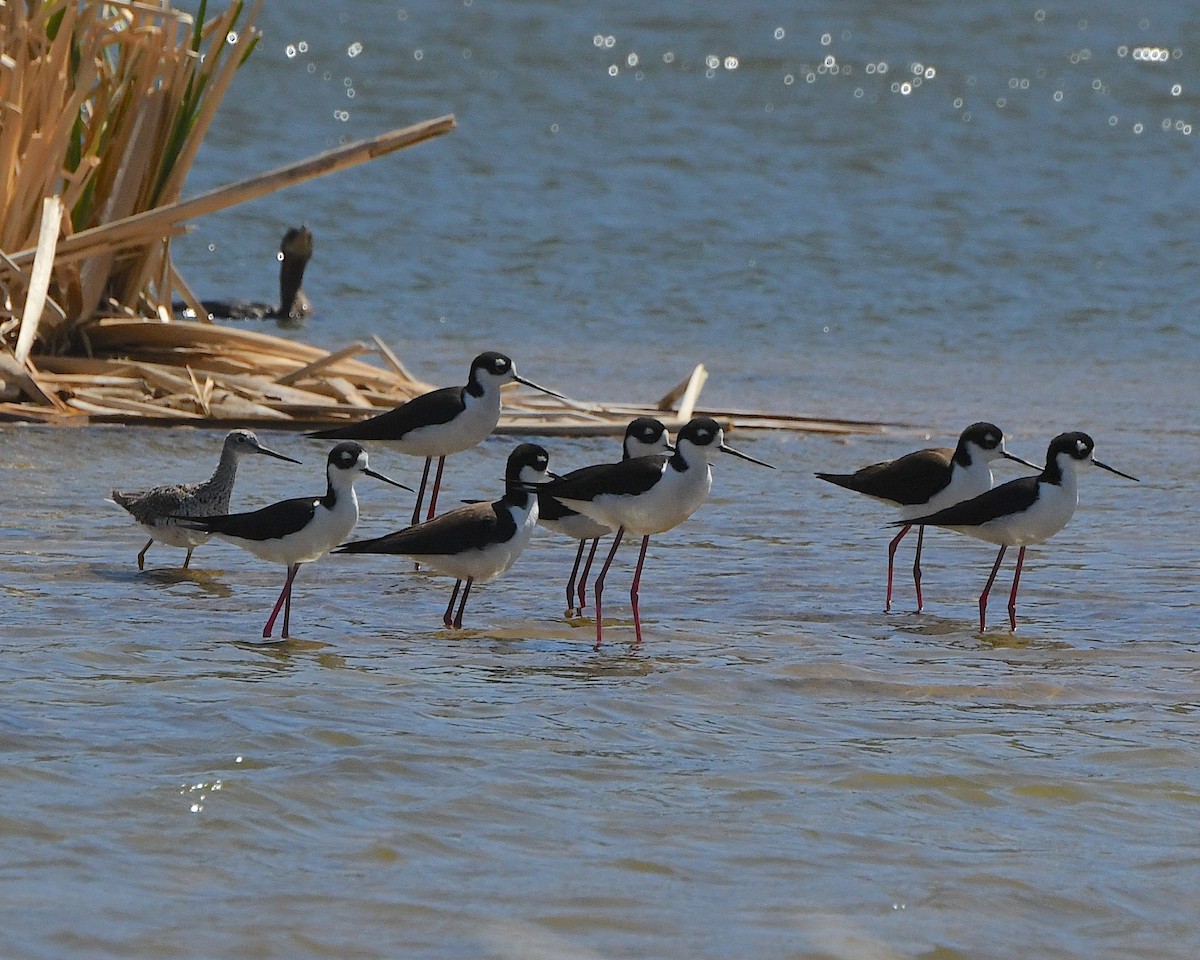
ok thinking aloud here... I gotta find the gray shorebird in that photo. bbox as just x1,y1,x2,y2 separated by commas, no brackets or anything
111,429,300,571
815,422,1037,612
309,352,565,526
335,444,551,630
539,417,673,617
175,443,410,640
898,431,1138,631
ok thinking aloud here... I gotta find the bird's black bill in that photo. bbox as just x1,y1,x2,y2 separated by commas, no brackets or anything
514,373,569,401
365,467,414,491
1094,458,1139,482
1002,450,1040,470
719,442,775,468
257,446,302,465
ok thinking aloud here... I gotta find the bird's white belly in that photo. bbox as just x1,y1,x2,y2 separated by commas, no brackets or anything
392,395,500,457
899,462,993,521
951,483,1078,547
564,468,712,536
224,500,359,565
418,503,538,582
540,511,611,541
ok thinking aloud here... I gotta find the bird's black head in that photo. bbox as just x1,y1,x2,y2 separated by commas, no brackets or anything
676,416,721,449
329,442,367,471
280,225,314,260
507,443,551,486
627,417,666,446
961,422,1003,451
1049,432,1094,462
473,351,514,379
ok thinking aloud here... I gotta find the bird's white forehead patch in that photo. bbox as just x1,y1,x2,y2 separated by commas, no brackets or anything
1075,439,1088,455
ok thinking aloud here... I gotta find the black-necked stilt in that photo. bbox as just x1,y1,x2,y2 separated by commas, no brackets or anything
110,429,301,571
309,351,565,526
899,431,1138,631
539,417,673,617
539,416,774,647
334,444,551,629
175,442,410,639
175,225,314,325
815,422,1037,612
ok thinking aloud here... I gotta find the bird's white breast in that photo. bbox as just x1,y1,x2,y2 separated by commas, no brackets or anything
393,391,501,457
225,491,360,565
422,499,540,582
951,477,1078,547
564,463,713,536
899,458,993,521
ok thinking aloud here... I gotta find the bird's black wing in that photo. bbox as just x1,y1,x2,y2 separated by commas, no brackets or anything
308,385,464,440
337,502,511,556
903,477,1040,528
540,456,668,504
178,496,319,541
816,447,954,506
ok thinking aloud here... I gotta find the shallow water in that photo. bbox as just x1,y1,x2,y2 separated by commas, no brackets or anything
3,1,1200,958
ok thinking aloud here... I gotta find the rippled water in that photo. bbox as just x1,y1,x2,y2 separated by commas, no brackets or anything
3,1,1199,958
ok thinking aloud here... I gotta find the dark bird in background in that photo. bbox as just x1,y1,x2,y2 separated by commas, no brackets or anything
175,226,314,326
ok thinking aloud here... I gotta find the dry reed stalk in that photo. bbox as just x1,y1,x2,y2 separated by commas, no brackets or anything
1,0,262,350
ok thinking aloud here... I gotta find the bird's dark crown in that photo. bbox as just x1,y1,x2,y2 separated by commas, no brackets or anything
329,442,366,469
677,417,720,448
473,351,513,377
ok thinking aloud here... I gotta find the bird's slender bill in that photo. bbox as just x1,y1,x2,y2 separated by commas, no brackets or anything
1001,450,1040,470
257,445,302,465
720,442,775,468
513,373,569,400
365,467,414,491
1094,458,1139,482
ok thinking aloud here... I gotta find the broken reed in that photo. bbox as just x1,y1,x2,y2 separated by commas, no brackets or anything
0,0,262,351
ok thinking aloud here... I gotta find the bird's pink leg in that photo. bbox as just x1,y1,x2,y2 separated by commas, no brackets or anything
443,579,462,628
1007,546,1026,631
886,524,911,612
592,528,624,649
564,539,587,616
978,545,1007,632
426,456,447,521
912,525,925,612
630,534,651,644
576,538,600,613
411,457,433,526
264,563,300,638
452,577,473,629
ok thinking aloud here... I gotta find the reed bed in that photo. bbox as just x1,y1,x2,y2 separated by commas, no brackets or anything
0,3,886,436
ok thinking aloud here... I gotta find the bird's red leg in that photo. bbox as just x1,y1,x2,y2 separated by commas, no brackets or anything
886,524,912,612
264,563,300,638
978,545,1007,632
565,539,587,616
630,534,651,644
452,577,473,629
426,456,446,521
1007,546,1026,631
912,525,925,612
577,538,600,613
443,579,462,628
592,528,624,649
412,457,432,527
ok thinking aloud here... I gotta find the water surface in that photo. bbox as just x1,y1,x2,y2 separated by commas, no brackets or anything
3,1,1199,958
